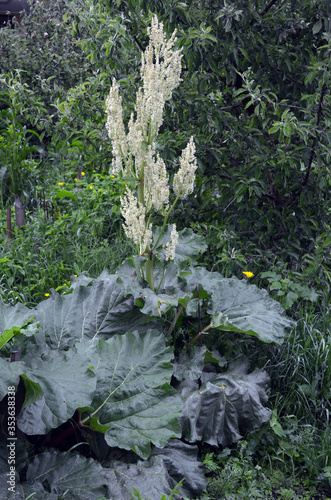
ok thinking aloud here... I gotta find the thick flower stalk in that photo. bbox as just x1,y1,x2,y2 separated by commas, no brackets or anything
106,16,197,290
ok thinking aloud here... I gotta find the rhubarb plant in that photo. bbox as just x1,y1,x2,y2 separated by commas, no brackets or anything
0,16,294,500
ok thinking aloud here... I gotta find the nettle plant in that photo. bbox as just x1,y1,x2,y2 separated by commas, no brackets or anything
0,17,293,500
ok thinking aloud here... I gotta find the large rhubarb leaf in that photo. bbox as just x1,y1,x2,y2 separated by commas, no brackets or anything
14,339,96,434
34,275,156,350
12,450,187,500
183,267,293,344
153,226,207,265
107,456,179,499
173,346,226,382
209,277,293,343
179,358,271,447
88,329,182,459
23,451,112,500
152,439,207,497
0,302,33,333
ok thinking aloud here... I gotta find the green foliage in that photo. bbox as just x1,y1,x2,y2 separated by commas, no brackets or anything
0,173,130,306
260,270,318,310
269,312,331,423
0,1,330,498
0,227,291,496
0,73,45,201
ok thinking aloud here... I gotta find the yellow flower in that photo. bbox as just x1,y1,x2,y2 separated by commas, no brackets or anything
81,172,85,176
58,182,64,186
243,271,254,278
74,178,78,182
111,175,115,178
68,281,71,284
74,274,77,277
45,293,50,297
63,283,67,286
89,185,94,189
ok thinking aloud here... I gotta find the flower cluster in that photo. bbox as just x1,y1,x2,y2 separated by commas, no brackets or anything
106,16,197,266
173,137,198,198
144,153,169,212
165,224,179,261
139,15,183,140
120,187,152,254
105,81,128,174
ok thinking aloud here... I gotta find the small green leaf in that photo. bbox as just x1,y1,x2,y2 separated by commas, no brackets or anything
312,19,322,35
0,326,22,349
52,189,77,201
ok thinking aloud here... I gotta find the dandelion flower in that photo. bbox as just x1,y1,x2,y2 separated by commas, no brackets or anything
58,182,64,186
81,172,85,176
242,271,254,278
44,293,50,297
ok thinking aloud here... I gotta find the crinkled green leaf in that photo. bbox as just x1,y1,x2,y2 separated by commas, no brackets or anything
173,347,227,382
209,277,293,343
34,275,155,349
25,451,111,499
52,189,77,201
16,340,96,434
88,330,182,459
152,439,207,497
0,357,23,400
107,456,178,499
173,346,207,381
0,302,33,334
180,359,271,447
117,258,191,318
116,255,146,295
153,226,207,265
1,439,202,499
183,268,293,343
182,266,224,295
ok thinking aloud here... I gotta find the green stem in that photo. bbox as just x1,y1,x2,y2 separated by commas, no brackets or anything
145,252,154,291
156,267,166,294
138,164,144,205
186,323,213,352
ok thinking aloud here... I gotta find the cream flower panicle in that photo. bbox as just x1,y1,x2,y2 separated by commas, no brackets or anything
173,136,198,198
120,186,152,254
165,224,179,261
144,152,169,213
105,79,128,174
139,15,183,140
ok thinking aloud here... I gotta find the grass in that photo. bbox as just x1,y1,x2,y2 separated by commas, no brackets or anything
0,172,133,307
